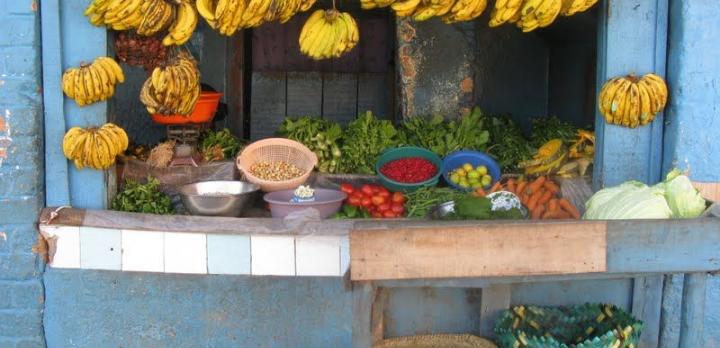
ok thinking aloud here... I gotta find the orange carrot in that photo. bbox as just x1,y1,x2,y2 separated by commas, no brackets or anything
531,204,546,220
542,208,567,220
558,198,581,219
527,176,546,194
538,190,554,205
490,181,502,193
507,179,516,194
516,181,528,196
548,198,559,213
527,188,544,211
543,180,560,194
475,188,486,197
521,193,530,206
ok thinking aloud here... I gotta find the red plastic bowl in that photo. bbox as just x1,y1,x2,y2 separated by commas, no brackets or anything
151,91,223,125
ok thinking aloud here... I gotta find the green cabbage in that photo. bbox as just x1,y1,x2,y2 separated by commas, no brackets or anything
584,181,672,220
662,169,707,218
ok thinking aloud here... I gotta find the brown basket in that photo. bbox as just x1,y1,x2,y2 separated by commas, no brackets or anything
375,334,498,348
236,138,318,192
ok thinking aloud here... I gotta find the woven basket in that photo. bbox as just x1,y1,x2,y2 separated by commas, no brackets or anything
236,138,317,192
375,334,498,348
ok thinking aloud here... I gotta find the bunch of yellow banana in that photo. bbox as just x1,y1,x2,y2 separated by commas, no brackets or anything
136,0,176,36
197,0,317,36
489,0,524,27
140,52,201,115
362,0,488,22
84,0,145,30
299,9,359,60
516,0,563,32
62,57,125,106
360,0,396,10
598,73,668,128
560,0,597,16
62,123,129,170
163,1,199,45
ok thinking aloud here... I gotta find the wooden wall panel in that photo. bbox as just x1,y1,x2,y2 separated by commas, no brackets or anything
287,72,323,117
252,23,286,72
358,73,391,119
250,72,286,140
323,73,358,126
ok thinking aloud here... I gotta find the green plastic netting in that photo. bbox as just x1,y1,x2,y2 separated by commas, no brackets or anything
495,304,643,348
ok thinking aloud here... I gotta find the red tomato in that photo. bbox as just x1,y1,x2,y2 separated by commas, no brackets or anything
347,196,361,207
351,191,365,200
383,210,396,218
371,211,383,219
391,192,406,204
377,190,390,199
360,185,374,196
377,203,391,212
340,183,355,195
391,204,405,215
371,195,386,206
370,185,382,194
361,197,373,208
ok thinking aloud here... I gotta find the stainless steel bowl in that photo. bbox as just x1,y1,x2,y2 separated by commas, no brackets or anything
179,181,260,217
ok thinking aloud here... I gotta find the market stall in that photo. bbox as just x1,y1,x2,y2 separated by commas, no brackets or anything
37,0,720,347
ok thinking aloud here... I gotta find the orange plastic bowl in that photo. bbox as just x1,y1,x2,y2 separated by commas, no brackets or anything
151,91,223,125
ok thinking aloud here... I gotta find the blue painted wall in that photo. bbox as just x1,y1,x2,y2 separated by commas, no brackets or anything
0,1,46,347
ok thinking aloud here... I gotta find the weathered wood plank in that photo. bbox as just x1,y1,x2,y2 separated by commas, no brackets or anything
225,29,246,137
352,282,376,348
250,72,286,140
322,73,358,126
358,73,391,119
252,22,286,72
350,222,607,281
359,16,391,73
679,272,707,348
479,285,511,338
632,275,663,348
286,72,322,117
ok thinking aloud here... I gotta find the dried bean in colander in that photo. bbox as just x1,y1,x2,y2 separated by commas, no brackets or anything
250,161,303,181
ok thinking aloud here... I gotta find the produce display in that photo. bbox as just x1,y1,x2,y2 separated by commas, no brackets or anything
361,0,489,23
62,57,125,106
146,140,176,168
199,128,244,162
583,169,707,220
486,115,534,172
529,116,580,148
404,187,467,218
340,111,400,174
490,0,598,32
63,123,129,170
598,73,668,128
278,116,343,173
250,161,304,181
197,0,316,35
299,9,359,60
475,176,580,220
339,183,407,219
518,139,567,176
112,177,174,215
380,157,438,184
398,107,489,157
114,32,169,70
556,129,595,177
447,163,493,189
140,51,201,115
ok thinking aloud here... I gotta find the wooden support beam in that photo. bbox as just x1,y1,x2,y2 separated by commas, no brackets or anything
479,285,511,339
679,273,707,348
352,282,376,348
632,275,663,348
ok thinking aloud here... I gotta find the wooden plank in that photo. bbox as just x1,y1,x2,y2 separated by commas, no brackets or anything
359,16,391,73
679,273,707,348
358,73,391,119
350,222,608,281
286,72,322,117
250,72,286,140
632,275,663,348
479,285,511,338
41,0,71,206
693,182,720,202
322,73,358,126
226,29,246,137
352,282,376,348
607,219,720,273
371,288,387,344
252,22,286,72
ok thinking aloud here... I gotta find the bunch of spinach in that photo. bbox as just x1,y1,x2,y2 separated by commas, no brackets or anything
278,116,343,173
340,111,399,174
199,128,243,162
529,116,579,148
486,114,534,172
398,106,489,157
112,177,174,215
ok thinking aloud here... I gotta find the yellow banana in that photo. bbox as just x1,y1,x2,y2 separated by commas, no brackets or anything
392,0,422,17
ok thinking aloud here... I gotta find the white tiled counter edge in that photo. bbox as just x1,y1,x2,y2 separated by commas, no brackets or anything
40,225,350,277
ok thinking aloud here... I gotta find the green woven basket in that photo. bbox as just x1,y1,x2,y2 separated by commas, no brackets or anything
495,304,643,348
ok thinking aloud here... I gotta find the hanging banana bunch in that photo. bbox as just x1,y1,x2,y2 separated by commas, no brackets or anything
298,9,360,60
196,0,317,36
140,51,201,115
63,123,129,170
362,0,488,23
598,73,668,128
62,57,125,106
490,0,598,32
516,0,563,32
560,0,598,16
163,0,199,45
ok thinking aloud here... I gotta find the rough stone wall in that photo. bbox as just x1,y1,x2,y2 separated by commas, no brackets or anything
0,1,46,347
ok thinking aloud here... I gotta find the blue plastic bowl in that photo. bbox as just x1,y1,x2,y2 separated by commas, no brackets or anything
442,150,502,191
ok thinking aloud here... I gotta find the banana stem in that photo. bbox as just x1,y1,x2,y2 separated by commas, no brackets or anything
332,0,336,10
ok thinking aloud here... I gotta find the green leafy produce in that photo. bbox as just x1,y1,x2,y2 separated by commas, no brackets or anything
530,116,580,147
583,181,671,220
333,204,370,219
199,128,243,162
340,111,399,174
444,196,524,220
112,177,174,215
278,116,343,173
658,169,707,218
398,107,490,157
404,187,467,218
486,114,534,172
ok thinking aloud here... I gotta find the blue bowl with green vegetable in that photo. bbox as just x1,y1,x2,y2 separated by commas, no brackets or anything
443,150,501,191
375,146,443,193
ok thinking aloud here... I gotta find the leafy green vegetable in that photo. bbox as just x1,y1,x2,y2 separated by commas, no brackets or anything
112,177,174,215
398,107,490,157
199,128,243,161
659,169,707,218
530,116,580,147
278,116,343,173
340,111,399,174
486,114,534,172
333,204,370,219
404,187,467,218
583,181,671,220
454,196,492,219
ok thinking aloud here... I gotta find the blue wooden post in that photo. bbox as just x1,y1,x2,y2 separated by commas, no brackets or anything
56,1,108,208
679,273,707,348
